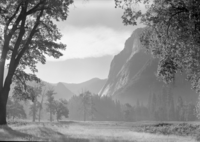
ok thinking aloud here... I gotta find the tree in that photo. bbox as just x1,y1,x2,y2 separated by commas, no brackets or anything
176,96,184,121
46,89,56,122
89,95,97,121
185,104,196,121
6,97,26,121
149,93,157,120
166,86,175,121
54,99,69,121
13,82,43,122
38,83,47,122
124,103,133,121
0,0,73,125
196,94,200,119
115,0,200,92
80,91,91,121
29,100,40,122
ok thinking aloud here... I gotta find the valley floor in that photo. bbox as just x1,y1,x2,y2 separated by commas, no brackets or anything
0,120,199,142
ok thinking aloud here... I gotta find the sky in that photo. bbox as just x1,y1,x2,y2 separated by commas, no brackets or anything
35,0,143,84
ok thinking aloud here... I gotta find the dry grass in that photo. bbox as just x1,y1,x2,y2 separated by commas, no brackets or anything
0,120,198,142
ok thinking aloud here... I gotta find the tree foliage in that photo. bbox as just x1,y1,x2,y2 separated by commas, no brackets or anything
13,82,43,122
115,0,200,92
45,89,56,121
13,82,43,102
6,97,26,120
0,0,73,124
54,99,69,121
68,93,123,121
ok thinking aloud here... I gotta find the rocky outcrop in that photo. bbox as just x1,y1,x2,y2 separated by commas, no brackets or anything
100,28,198,105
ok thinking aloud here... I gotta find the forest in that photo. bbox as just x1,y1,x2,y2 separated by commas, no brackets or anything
6,83,197,123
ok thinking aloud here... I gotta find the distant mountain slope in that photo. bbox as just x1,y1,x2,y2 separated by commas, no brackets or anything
99,28,198,105
63,78,107,95
7,76,103,100
53,82,75,100
8,80,74,101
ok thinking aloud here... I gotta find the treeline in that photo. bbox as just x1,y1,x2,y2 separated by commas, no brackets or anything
6,83,197,122
68,86,197,122
124,85,197,121
68,91,123,121
6,83,69,122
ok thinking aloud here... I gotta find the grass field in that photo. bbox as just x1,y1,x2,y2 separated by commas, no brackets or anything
0,120,199,142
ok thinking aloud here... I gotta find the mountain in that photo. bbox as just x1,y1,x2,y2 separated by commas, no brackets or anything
6,75,103,100
7,80,74,101
63,78,107,95
53,82,75,100
99,28,198,105
30,81,75,100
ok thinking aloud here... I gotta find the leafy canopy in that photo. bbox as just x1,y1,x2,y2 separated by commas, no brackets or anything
0,0,73,95
54,99,69,120
115,0,200,92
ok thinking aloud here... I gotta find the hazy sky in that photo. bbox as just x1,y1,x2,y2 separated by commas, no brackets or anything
36,0,142,83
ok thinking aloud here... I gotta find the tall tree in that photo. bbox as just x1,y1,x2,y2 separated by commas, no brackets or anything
196,94,200,119
176,96,184,121
115,0,200,92
80,91,91,121
6,97,26,121
124,103,133,121
29,99,40,122
0,0,73,125
38,83,46,122
54,99,69,121
150,93,157,120
167,86,175,121
13,82,43,122
46,89,56,122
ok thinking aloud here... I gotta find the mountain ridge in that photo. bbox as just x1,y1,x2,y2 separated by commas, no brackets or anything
63,78,107,95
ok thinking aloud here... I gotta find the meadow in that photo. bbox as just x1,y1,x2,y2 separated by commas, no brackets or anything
0,120,199,142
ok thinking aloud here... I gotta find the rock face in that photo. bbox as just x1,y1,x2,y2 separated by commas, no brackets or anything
99,28,198,105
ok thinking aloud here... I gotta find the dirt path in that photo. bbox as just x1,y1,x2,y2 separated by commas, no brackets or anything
0,121,198,142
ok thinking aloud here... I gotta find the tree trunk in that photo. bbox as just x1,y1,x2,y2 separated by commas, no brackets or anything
83,106,86,121
0,76,12,125
0,96,7,125
38,94,44,122
0,46,8,92
0,61,5,91
38,108,41,122
56,113,58,122
0,53,17,125
0,47,8,125
32,100,36,122
50,109,52,122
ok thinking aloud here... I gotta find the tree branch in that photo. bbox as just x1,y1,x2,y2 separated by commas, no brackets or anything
6,1,22,29
15,8,44,68
166,9,188,37
26,0,46,15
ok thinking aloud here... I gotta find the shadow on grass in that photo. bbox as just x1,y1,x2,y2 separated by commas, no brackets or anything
0,125,45,141
38,124,90,142
38,124,133,142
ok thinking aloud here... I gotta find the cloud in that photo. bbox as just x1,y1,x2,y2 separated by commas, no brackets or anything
55,0,134,32
46,0,145,61
46,25,132,61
